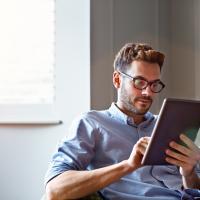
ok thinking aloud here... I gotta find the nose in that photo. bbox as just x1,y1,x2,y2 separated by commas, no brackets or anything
141,85,153,96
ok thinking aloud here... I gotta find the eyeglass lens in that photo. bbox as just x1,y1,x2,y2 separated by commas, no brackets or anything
134,78,163,93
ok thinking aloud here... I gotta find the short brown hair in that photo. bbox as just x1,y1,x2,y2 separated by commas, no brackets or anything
113,43,165,72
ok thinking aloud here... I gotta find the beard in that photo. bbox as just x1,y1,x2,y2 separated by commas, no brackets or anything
120,85,153,116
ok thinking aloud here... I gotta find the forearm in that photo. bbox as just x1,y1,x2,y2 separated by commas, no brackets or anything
182,170,200,189
46,160,135,200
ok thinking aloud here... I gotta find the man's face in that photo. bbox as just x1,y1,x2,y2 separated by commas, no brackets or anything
118,60,161,116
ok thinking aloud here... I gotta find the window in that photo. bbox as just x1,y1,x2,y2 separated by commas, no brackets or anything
0,0,57,123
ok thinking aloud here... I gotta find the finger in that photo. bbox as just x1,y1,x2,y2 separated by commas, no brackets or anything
165,156,186,166
141,141,148,148
138,145,147,155
169,141,192,157
143,136,151,140
165,153,196,166
179,134,199,151
135,138,149,148
136,141,149,155
140,137,150,143
166,156,197,170
165,149,193,164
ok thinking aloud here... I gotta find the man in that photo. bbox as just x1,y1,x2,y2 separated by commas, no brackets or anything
45,43,200,200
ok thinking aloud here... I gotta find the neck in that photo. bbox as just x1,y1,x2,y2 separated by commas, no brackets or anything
115,102,145,125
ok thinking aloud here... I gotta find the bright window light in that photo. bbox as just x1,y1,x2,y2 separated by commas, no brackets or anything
0,0,55,104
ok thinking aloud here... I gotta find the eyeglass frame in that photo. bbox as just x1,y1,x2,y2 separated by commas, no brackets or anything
118,71,165,93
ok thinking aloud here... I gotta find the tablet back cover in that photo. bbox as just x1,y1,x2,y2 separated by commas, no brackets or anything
141,98,200,165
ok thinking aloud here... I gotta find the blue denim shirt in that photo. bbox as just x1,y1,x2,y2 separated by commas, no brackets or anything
45,103,198,200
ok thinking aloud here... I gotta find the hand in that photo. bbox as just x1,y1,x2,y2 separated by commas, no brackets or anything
165,134,200,177
128,137,150,169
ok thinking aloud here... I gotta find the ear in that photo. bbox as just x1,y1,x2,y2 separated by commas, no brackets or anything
113,71,121,89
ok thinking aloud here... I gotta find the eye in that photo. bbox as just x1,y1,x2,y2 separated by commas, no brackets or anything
151,82,159,89
150,81,163,92
134,78,147,89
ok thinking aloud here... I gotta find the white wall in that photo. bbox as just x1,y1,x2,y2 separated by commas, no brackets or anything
91,0,200,112
194,0,200,99
90,0,114,110
91,0,171,113
0,1,90,199
169,0,195,98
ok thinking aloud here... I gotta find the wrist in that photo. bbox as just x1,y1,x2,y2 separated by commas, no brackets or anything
121,160,138,173
181,168,195,178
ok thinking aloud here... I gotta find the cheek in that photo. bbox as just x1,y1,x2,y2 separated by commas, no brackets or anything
127,85,141,96
121,81,142,98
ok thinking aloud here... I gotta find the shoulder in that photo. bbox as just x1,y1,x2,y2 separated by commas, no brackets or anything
68,109,110,135
74,109,110,126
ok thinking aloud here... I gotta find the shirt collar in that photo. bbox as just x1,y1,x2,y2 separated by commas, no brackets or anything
108,102,155,128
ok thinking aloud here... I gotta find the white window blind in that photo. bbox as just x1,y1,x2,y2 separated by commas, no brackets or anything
0,0,55,104
0,0,58,124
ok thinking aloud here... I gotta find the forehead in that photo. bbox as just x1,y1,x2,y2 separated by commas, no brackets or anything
128,60,161,80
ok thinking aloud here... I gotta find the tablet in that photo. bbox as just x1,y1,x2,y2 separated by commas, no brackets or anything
141,98,200,165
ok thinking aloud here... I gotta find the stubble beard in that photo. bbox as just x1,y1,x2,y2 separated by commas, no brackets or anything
120,88,153,116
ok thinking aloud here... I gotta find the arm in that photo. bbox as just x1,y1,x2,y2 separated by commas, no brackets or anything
45,137,150,200
165,134,200,189
46,161,133,200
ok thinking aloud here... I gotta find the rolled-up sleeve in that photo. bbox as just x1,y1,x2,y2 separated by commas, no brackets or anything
44,114,97,185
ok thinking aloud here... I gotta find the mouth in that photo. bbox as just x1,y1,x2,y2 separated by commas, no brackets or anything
136,98,153,108
138,99,152,104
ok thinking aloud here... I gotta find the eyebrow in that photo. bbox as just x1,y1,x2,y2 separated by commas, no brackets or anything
134,75,161,82
119,71,161,82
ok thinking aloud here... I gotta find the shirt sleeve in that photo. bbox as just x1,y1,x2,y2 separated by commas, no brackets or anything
44,114,97,185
